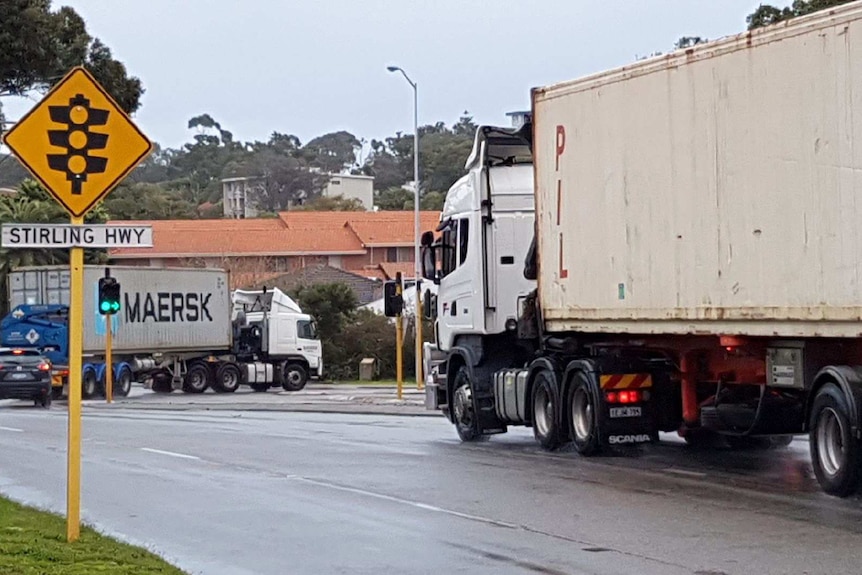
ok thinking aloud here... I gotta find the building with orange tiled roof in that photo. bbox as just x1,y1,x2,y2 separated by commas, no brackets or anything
107,210,442,288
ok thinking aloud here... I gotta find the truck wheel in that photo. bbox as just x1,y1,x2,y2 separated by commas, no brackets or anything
114,366,133,398
810,383,862,497
183,363,210,394
213,363,240,393
82,369,98,399
40,391,52,409
281,363,308,392
531,371,562,450
452,366,484,442
569,371,602,455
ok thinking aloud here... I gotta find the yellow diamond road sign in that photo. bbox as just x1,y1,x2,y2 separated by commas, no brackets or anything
1,66,153,218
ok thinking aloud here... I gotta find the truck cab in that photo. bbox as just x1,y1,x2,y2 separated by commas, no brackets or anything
232,287,323,388
421,124,536,414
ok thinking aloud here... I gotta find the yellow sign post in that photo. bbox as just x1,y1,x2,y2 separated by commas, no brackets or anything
1,66,152,542
105,318,113,404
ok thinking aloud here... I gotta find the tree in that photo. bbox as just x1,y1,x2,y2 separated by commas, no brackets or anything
675,36,706,49
746,0,853,29
303,131,362,173
0,0,143,114
295,194,365,211
104,182,198,220
374,187,413,210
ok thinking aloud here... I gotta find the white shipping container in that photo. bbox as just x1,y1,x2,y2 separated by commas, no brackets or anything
533,3,862,339
8,266,231,353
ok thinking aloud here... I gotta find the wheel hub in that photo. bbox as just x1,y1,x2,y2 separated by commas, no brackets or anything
817,407,846,478
572,387,593,441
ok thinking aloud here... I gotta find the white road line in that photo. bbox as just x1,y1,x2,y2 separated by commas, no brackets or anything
140,447,201,461
664,468,707,478
288,474,520,530
0,426,24,433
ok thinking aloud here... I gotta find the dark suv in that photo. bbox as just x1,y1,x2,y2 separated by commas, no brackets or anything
0,348,53,408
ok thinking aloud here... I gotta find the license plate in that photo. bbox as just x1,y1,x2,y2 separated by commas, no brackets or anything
10,372,30,380
610,406,642,418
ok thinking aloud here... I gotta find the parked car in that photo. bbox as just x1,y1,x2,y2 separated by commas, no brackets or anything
0,348,53,408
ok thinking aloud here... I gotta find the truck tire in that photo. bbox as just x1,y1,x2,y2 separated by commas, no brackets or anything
452,366,484,442
809,383,862,497
213,363,240,393
531,370,562,450
82,369,98,399
281,362,308,392
568,371,602,455
183,363,210,394
114,366,133,397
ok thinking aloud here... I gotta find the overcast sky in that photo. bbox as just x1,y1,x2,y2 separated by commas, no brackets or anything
5,1,788,151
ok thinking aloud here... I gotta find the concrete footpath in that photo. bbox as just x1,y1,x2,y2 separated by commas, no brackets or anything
77,382,435,416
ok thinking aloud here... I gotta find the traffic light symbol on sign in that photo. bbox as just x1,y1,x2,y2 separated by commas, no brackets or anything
98,277,121,316
47,93,109,195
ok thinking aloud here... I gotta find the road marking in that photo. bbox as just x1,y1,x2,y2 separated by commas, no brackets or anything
140,447,201,461
0,426,24,433
287,474,520,530
664,468,706,478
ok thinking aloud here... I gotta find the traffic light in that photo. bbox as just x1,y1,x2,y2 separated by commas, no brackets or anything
383,280,403,317
98,277,121,315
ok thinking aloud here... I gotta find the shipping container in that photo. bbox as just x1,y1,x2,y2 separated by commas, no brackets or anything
8,266,232,353
533,4,862,338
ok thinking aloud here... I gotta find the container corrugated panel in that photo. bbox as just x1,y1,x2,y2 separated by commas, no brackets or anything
533,3,862,338
8,265,231,353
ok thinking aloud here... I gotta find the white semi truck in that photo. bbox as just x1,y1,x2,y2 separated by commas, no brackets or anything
2,266,322,397
420,3,862,497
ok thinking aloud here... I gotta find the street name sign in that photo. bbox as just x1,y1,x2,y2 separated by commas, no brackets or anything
1,223,153,248
1,66,153,218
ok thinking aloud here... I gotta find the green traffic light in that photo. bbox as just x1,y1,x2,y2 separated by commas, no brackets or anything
100,301,111,312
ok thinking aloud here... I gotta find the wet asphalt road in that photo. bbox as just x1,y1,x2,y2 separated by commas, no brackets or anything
1,405,862,575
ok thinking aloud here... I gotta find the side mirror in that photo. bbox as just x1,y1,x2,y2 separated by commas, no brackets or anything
421,247,436,282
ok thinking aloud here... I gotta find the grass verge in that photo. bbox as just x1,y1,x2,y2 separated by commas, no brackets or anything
0,496,186,575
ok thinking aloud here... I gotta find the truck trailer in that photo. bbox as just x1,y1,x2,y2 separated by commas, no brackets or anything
1,265,322,397
420,3,862,497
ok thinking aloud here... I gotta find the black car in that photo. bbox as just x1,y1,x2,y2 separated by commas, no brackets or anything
0,348,53,408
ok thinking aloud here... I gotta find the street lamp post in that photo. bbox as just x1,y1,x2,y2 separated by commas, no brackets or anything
387,65,423,390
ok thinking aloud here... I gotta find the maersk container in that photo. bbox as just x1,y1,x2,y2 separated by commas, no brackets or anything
533,3,862,339
8,265,231,353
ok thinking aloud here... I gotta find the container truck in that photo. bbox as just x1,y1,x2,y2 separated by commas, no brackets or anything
419,3,862,497
1,265,322,397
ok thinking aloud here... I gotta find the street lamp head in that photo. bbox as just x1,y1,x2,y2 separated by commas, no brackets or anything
387,66,400,72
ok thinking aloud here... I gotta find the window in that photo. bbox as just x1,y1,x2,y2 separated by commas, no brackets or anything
387,247,398,262
441,224,457,276
458,219,469,264
297,320,318,340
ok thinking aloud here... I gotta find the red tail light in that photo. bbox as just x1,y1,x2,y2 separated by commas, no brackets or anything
11,349,23,355
606,390,642,404
38,362,51,371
